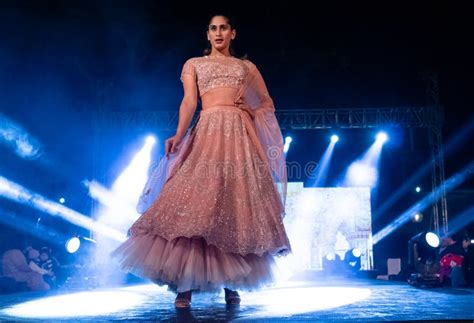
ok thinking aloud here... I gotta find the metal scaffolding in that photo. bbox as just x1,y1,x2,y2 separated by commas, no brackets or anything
94,106,438,130
424,72,448,236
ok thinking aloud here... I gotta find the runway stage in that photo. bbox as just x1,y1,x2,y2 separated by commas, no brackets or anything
0,278,473,322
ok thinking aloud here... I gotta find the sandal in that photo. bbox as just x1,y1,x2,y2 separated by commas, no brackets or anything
174,291,192,308
224,288,241,305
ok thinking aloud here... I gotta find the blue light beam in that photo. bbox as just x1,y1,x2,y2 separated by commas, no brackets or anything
309,137,338,187
0,176,126,242
373,161,474,244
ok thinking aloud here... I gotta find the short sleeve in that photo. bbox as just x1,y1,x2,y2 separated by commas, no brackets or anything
180,58,196,82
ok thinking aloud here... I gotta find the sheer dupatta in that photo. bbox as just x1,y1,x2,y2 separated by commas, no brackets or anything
136,128,194,214
235,62,288,210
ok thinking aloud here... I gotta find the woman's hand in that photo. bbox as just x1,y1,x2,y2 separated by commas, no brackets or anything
165,133,184,158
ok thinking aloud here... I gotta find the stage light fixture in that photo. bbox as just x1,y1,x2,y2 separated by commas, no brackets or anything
344,248,362,272
331,135,339,143
351,248,361,258
407,231,442,287
376,132,388,143
415,186,421,193
59,197,65,204
425,232,440,248
323,253,344,275
145,135,156,145
411,212,423,223
64,236,97,255
326,253,335,261
284,136,293,153
65,237,81,254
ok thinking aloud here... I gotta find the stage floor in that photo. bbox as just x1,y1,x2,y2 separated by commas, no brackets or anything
0,278,472,321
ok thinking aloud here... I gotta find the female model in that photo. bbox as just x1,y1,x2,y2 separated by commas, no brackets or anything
113,14,291,308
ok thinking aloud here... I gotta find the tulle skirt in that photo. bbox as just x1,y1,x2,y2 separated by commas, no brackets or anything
112,234,277,292
112,105,291,293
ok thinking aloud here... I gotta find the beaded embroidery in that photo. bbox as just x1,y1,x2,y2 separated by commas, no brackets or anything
181,56,251,95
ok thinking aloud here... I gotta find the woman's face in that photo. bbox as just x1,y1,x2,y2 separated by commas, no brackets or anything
207,16,235,52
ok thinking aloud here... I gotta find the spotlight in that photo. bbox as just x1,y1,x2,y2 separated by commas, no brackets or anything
145,135,156,145
415,186,421,193
425,232,440,248
331,135,339,143
65,237,81,254
323,253,344,275
59,197,65,204
376,132,388,143
284,136,293,153
344,248,362,273
351,248,361,258
407,231,442,287
411,212,423,223
326,253,336,261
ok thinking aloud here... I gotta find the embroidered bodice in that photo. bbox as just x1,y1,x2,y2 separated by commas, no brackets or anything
181,56,253,96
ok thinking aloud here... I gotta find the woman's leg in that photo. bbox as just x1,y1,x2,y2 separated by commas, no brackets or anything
175,290,192,308
224,288,241,305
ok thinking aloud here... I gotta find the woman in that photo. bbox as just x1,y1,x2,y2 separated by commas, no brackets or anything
112,14,291,308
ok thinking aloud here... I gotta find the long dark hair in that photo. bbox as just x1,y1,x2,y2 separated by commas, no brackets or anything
203,14,247,59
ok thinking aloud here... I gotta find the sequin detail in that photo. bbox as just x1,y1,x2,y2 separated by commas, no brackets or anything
129,106,290,256
181,56,250,96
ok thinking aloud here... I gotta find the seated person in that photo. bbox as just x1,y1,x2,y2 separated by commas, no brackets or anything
439,233,470,287
2,249,50,291
440,234,466,257
25,247,51,276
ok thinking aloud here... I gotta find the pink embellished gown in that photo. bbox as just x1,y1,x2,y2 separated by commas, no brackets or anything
112,55,291,293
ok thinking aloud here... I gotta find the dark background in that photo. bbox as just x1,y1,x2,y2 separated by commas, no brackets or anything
0,1,473,270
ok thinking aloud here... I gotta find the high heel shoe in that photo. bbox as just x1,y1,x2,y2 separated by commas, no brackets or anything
174,290,192,308
224,288,241,305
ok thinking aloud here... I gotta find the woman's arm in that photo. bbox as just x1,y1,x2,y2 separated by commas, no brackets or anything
29,261,49,275
175,73,198,138
165,61,199,156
